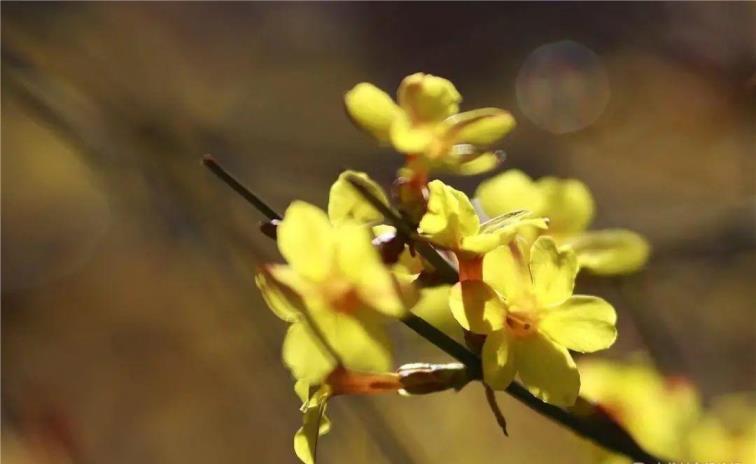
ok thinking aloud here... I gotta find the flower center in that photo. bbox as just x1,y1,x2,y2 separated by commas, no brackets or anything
505,309,538,338
325,279,361,314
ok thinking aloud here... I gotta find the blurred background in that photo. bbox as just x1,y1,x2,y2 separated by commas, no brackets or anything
2,2,754,463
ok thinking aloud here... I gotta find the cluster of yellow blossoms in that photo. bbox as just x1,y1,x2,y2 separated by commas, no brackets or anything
256,73,659,463
580,358,755,464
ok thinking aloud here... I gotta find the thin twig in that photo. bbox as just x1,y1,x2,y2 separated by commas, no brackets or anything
401,314,481,377
202,155,282,221
202,157,666,464
484,385,508,436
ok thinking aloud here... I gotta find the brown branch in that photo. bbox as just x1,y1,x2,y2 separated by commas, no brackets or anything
202,155,282,221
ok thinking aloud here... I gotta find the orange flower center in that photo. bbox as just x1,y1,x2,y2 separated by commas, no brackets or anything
325,280,361,314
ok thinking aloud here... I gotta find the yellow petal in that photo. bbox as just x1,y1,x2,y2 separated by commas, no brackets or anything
336,223,406,318
419,180,479,250
344,82,400,142
479,210,547,234
515,333,580,407
440,151,502,175
475,169,545,219
482,330,517,390
460,232,504,255
449,281,506,334
443,108,515,146
530,236,578,307
389,112,434,153
564,229,651,275
283,321,338,384
397,72,461,123
328,170,388,226
540,296,617,352
536,177,594,235
255,265,305,322
313,310,393,374
294,379,311,403
278,201,334,282
482,240,532,304
466,210,549,254
410,285,459,339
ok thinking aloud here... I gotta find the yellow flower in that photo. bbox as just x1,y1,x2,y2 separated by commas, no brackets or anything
687,393,756,464
450,236,617,406
256,201,410,384
581,359,756,464
475,170,650,275
345,73,515,175
419,179,548,260
578,358,701,463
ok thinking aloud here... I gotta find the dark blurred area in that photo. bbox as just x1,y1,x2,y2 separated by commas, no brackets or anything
2,3,754,463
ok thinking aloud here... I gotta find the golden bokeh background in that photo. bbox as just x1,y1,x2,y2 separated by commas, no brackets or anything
2,3,754,463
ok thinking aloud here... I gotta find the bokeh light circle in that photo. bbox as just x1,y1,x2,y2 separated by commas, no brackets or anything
516,40,610,134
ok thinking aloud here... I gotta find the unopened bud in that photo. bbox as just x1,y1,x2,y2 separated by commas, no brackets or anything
398,362,470,395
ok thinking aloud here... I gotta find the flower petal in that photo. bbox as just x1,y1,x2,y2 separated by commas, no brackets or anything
443,108,515,146
480,210,549,234
449,281,506,334
336,223,406,318
515,332,580,407
540,295,617,353
389,112,434,153
482,330,517,390
255,265,305,322
419,180,479,250
344,82,400,142
536,177,595,235
563,229,651,275
466,210,549,254
460,232,504,255
397,72,461,123
278,201,335,282
314,310,393,374
440,151,502,175
283,321,338,384
530,236,578,307
475,169,545,219
482,239,532,304
410,285,458,339
328,170,388,226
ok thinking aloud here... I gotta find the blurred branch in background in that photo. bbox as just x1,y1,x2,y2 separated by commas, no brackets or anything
3,20,421,464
